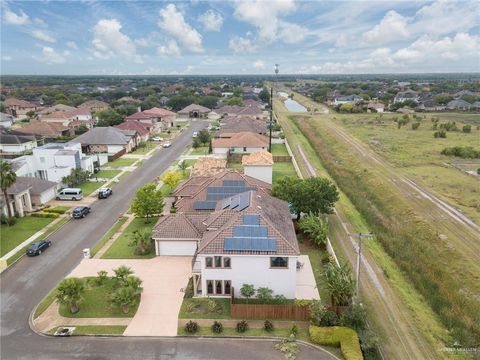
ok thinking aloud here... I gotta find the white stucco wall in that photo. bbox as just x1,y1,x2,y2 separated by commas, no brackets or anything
244,165,272,184
106,145,125,154
198,254,298,299
156,240,197,256
0,141,37,154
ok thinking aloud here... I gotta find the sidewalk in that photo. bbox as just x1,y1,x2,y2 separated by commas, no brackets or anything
93,213,136,259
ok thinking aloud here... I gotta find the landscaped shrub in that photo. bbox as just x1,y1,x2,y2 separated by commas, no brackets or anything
236,320,248,333
211,321,223,334
309,326,362,360
184,320,198,334
462,125,471,133
94,270,109,286
264,320,274,332
290,323,298,337
183,277,194,298
206,297,218,313
256,287,274,302
43,208,68,214
340,303,367,331
31,212,59,218
0,214,8,224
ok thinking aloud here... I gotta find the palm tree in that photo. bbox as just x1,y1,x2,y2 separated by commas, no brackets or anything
129,229,152,255
298,212,329,247
324,261,355,314
111,286,138,314
55,278,85,314
113,265,133,286
124,276,143,295
0,160,17,223
178,160,188,177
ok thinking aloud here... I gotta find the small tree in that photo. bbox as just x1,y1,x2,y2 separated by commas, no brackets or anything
324,261,355,313
197,129,211,147
113,265,133,286
55,278,85,314
94,270,108,286
162,171,182,193
298,213,329,247
129,229,153,255
257,287,274,302
111,286,138,314
240,284,255,303
178,160,188,176
0,160,17,223
124,276,143,295
131,183,164,223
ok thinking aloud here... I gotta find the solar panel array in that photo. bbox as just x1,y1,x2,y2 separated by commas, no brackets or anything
233,225,268,237
223,180,245,186
222,192,251,210
206,186,256,201
193,201,217,210
243,214,260,225
223,212,276,252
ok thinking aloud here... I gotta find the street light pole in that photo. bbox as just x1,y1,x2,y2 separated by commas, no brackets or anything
350,232,373,301
269,86,273,152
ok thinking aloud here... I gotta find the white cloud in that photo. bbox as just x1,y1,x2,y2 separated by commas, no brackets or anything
157,40,181,56
63,50,71,57
34,46,66,65
169,65,194,75
253,60,265,70
32,30,56,43
92,19,142,63
228,36,258,54
66,41,78,49
135,38,149,47
335,34,348,48
3,9,29,25
363,10,409,44
158,4,204,53
198,9,224,32
33,18,47,27
2,56,13,61
277,21,307,44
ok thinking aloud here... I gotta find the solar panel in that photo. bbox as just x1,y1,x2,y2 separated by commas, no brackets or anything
243,214,260,225
193,201,217,210
230,195,240,209
233,225,268,237
238,192,250,211
222,198,231,209
224,237,276,252
223,180,245,187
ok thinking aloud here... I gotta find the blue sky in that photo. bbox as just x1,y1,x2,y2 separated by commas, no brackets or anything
1,0,479,75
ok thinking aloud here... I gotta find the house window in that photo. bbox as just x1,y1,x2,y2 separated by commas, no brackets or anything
205,257,213,268
206,280,214,295
215,280,223,294
214,256,222,268
243,147,247,152
270,257,288,268
224,280,231,295
223,257,231,268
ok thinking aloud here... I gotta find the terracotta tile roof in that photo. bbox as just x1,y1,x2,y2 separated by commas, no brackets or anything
143,107,176,117
191,157,227,177
40,104,76,114
16,122,69,137
242,151,273,166
212,132,268,148
115,121,150,136
152,213,206,239
178,104,211,114
4,97,36,108
77,100,109,109
218,116,267,135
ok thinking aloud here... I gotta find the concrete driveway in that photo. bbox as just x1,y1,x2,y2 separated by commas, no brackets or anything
67,257,192,336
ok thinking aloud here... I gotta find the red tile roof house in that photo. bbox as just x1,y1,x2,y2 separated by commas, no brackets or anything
4,97,38,118
115,121,150,142
125,107,176,132
212,131,268,158
177,104,211,119
15,121,73,140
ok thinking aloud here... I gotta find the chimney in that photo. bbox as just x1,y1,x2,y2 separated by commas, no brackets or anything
137,106,141,113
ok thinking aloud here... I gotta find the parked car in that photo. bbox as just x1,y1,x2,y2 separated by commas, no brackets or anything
26,239,51,256
56,188,83,201
72,206,90,219
98,187,113,199
192,131,198,138
162,141,171,148
152,137,162,142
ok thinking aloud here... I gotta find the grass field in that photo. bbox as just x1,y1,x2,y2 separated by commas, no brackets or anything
1,216,55,257
190,147,209,155
59,278,139,318
78,181,106,196
106,158,137,168
91,216,128,256
272,161,297,182
271,143,289,156
131,141,158,154
226,162,243,170
101,217,159,259
94,170,121,179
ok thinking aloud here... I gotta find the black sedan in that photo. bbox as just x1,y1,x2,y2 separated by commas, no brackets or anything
72,206,91,219
26,240,51,256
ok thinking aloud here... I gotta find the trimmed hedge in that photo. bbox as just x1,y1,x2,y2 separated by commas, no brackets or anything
31,212,59,218
309,326,363,360
43,208,68,214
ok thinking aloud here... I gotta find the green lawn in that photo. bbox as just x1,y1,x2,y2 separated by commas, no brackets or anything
131,141,158,154
44,206,71,214
179,298,231,319
91,216,128,256
190,147,209,155
78,181,106,196
49,325,127,335
271,144,289,156
101,217,159,259
106,158,137,168
227,162,243,170
1,216,55,257
59,277,140,318
93,170,121,179
273,161,297,182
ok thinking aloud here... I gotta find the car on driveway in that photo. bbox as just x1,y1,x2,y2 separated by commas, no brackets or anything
162,141,171,148
72,206,90,219
26,239,51,256
98,187,113,199
152,137,162,142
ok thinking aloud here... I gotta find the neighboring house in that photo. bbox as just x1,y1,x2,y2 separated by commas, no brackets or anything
453,90,477,98
191,157,227,177
218,116,267,137
0,112,14,128
118,96,141,104
125,107,176,132
446,99,471,111
153,189,300,298
178,104,211,118
77,100,109,112
242,151,273,184
115,121,150,142
394,91,419,103
15,121,72,139
366,101,385,113
0,132,37,155
69,126,136,155
66,108,93,121
471,101,480,110
4,97,38,117
333,95,363,106
417,100,446,112
216,105,243,117
212,132,268,157
39,104,76,115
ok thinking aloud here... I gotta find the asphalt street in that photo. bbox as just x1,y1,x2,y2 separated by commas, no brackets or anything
0,120,336,360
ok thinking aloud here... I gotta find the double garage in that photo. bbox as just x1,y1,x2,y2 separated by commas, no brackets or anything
155,239,197,256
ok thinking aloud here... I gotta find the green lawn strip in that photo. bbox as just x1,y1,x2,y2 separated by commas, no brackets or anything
1,216,55,257
44,206,71,214
227,162,243,170
178,326,310,341
78,181,106,196
59,277,139,318
48,325,127,336
93,170,121,179
105,158,137,168
271,144,289,156
101,217,159,259
190,147,209,155
179,298,231,319
131,142,157,154
272,162,297,182
34,287,58,319
90,216,128,256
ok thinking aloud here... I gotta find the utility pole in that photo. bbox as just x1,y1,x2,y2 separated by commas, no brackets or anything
350,232,373,301
269,86,273,152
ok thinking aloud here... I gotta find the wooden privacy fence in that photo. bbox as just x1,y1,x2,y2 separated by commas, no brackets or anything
230,288,310,321
227,154,292,163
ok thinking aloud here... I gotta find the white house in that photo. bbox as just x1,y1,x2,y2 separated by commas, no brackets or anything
212,132,268,158
0,112,14,128
333,95,363,106
0,133,37,154
394,91,419,103
242,151,273,184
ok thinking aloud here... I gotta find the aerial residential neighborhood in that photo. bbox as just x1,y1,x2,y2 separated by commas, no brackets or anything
1,1,479,360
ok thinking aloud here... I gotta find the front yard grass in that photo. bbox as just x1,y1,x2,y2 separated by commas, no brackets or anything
272,161,297,182
91,216,128,256
271,143,289,156
227,162,243,170
179,298,231,319
49,325,127,335
106,158,137,168
1,216,55,257
101,217,159,259
78,181,106,196
190,147,209,155
131,141,158,154
59,277,139,318
93,170,121,179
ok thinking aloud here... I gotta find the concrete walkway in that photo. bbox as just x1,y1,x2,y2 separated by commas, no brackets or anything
295,255,320,300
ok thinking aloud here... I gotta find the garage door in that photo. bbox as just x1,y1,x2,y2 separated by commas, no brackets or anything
157,241,197,256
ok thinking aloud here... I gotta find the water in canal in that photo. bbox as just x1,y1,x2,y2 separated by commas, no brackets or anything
283,98,307,112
